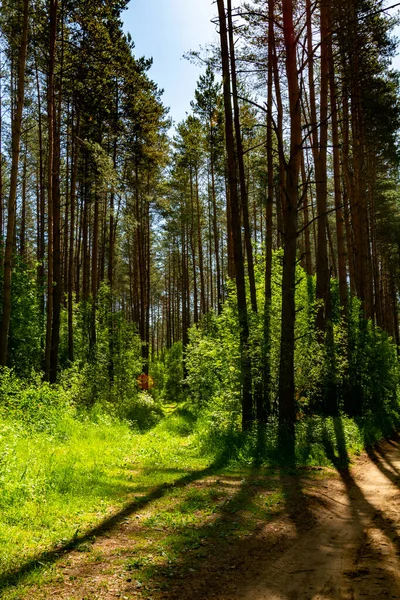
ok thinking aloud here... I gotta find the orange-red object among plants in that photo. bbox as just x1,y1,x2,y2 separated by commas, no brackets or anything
136,374,154,391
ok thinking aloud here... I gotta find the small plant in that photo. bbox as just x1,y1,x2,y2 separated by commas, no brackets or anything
119,391,163,431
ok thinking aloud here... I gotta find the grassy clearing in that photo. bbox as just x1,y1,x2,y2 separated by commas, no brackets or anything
0,405,399,598
0,412,208,590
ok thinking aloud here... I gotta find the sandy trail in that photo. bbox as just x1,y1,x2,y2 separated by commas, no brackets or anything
240,438,400,600
23,435,400,600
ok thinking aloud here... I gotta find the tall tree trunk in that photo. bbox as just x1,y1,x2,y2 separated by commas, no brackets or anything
146,191,151,371
108,86,118,290
181,215,189,349
300,154,312,275
90,190,99,352
49,9,63,384
190,167,199,323
328,19,347,316
44,0,58,380
227,0,257,314
68,113,79,362
225,175,235,278
278,0,302,438
261,0,275,423
82,169,90,302
33,41,46,343
0,0,29,366
217,0,253,429
210,158,222,313
50,96,62,383
0,67,3,241
20,139,27,259
195,167,206,315
308,0,330,331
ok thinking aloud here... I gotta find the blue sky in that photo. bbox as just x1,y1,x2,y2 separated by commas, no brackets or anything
122,1,400,126
122,0,217,126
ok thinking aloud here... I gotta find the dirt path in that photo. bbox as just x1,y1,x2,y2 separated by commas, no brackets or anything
26,436,400,600
240,439,400,600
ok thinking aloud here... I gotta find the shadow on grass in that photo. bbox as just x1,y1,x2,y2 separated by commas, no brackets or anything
143,415,400,600
138,465,285,599
4,415,400,598
135,423,321,600
148,416,400,600
275,421,318,535
0,455,228,592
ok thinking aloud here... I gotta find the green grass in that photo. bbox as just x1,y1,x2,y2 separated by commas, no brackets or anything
111,467,286,597
0,401,399,599
0,410,209,593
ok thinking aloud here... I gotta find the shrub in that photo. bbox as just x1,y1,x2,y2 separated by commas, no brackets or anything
184,251,400,447
0,256,42,377
0,368,74,432
117,391,163,431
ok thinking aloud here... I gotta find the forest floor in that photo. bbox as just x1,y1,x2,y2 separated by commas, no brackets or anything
5,435,400,600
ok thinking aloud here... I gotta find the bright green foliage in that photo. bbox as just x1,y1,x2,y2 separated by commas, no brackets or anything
0,415,167,579
163,342,185,401
0,409,209,590
61,283,144,408
346,300,399,415
0,256,42,377
149,343,185,404
121,391,163,430
185,251,400,449
185,300,241,435
0,274,162,432
0,369,74,432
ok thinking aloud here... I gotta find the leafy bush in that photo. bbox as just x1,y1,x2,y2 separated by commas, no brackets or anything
185,251,400,447
59,283,143,409
0,369,74,432
117,391,163,431
164,342,185,401
0,255,42,377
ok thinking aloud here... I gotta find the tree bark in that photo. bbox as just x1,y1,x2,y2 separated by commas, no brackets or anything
0,0,29,366
227,0,257,314
44,0,58,380
68,113,79,362
308,0,330,331
278,0,302,437
217,0,253,429
328,17,347,316
261,0,275,423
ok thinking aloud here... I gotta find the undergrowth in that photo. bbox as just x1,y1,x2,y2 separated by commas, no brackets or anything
192,406,400,467
0,405,208,591
0,366,399,598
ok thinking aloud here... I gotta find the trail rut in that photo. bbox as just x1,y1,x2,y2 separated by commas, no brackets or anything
240,440,400,600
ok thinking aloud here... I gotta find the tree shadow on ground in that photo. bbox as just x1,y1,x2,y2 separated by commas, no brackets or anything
277,421,318,535
367,439,400,481
322,416,400,597
4,420,400,600
140,421,400,600
0,456,228,592
135,465,289,599
131,423,323,600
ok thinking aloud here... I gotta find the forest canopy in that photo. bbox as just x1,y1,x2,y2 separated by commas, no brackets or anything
0,0,400,451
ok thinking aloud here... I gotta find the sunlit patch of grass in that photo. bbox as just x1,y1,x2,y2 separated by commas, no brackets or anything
0,411,210,597
1,400,397,599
